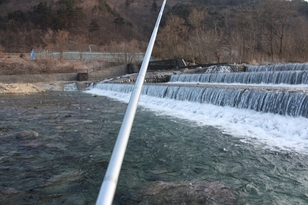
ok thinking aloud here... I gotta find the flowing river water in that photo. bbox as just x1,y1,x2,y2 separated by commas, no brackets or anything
1,90,308,204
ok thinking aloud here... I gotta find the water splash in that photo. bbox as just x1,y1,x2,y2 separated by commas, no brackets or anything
85,88,308,155
169,71,308,84
91,84,308,118
246,63,308,72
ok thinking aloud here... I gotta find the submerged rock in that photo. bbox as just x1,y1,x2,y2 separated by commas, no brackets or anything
15,131,39,139
0,187,20,195
41,170,83,193
18,139,42,148
139,181,238,205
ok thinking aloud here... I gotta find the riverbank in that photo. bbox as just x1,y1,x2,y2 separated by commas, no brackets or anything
0,81,91,94
0,63,246,94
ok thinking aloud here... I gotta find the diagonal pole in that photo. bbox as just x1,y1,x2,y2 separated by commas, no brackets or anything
95,1,167,204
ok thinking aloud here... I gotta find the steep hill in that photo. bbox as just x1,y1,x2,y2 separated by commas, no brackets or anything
0,0,308,64
0,0,241,52
0,0,169,52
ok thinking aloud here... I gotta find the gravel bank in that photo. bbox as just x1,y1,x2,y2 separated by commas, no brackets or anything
0,81,89,94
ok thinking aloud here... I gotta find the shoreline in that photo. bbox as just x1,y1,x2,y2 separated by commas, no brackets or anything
0,81,91,94
0,63,248,94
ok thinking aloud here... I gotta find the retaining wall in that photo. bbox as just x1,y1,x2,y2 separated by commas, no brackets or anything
88,64,128,81
0,64,128,83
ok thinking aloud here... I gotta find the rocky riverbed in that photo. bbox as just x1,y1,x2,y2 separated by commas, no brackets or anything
0,91,241,204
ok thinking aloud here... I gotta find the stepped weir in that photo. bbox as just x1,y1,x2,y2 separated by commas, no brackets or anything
93,63,308,118
246,63,308,72
169,71,308,84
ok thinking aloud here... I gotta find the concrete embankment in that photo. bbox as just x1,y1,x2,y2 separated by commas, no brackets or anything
0,64,128,84
0,64,129,94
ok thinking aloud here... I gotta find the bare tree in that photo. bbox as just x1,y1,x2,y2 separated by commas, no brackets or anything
272,1,295,61
220,10,238,63
41,29,70,60
41,29,55,52
155,14,188,59
235,0,263,63
186,8,208,64
71,34,88,59
0,44,5,58
123,39,146,63
285,16,308,62
257,0,294,62
206,29,224,63
55,30,69,60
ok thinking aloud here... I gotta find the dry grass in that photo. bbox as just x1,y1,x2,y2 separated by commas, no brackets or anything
0,58,108,75
0,58,40,75
0,82,42,94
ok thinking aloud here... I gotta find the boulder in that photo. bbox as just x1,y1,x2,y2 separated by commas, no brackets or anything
15,131,39,139
139,181,238,205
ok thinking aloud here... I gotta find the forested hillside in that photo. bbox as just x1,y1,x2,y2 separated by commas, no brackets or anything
0,0,308,63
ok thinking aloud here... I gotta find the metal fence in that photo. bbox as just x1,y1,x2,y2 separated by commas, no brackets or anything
34,51,146,63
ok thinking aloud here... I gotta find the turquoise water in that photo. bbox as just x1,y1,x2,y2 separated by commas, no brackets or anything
0,92,308,204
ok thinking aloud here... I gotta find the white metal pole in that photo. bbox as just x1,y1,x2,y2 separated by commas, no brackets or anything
95,1,167,205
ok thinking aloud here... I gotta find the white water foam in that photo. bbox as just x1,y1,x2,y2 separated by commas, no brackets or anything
86,88,308,155
168,82,308,92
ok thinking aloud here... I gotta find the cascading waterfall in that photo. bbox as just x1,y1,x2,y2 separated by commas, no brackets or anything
246,63,308,72
93,63,308,118
95,83,134,93
169,71,308,84
93,83,308,118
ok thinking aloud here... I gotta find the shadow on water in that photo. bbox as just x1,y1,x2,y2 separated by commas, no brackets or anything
0,92,308,204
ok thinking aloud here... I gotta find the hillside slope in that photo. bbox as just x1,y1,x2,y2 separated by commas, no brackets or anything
0,0,214,52
1,0,307,64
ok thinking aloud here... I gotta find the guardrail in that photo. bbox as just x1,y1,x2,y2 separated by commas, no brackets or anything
35,51,145,62
2,52,145,63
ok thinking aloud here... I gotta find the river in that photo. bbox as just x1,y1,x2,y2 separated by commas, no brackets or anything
1,90,307,204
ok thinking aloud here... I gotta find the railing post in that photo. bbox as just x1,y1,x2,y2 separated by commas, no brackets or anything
95,1,167,205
